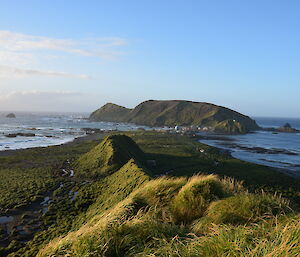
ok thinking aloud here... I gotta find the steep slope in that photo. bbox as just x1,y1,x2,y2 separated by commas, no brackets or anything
74,134,145,178
9,158,151,257
74,158,151,225
89,100,259,133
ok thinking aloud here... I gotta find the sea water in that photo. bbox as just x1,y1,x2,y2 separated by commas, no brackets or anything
199,117,300,173
0,112,148,151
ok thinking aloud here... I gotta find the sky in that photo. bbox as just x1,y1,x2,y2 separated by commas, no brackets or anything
0,0,299,117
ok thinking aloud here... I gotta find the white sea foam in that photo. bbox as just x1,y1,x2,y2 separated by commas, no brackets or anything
0,112,149,151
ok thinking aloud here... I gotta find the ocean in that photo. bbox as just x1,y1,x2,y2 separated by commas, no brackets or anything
199,117,300,173
0,112,148,151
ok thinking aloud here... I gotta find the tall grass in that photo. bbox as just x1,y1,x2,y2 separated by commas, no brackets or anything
170,174,238,223
135,216,300,257
36,174,298,257
192,193,292,234
133,177,187,207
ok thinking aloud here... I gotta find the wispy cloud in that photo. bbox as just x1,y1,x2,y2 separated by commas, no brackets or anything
0,31,128,79
0,65,91,79
0,31,127,60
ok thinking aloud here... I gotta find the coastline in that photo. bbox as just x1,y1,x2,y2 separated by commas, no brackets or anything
0,129,299,181
195,132,300,179
198,141,300,180
0,131,109,157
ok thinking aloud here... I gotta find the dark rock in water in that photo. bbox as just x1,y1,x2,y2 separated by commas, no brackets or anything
5,133,36,138
278,123,298,133
262,123,299,133
6,113,16,118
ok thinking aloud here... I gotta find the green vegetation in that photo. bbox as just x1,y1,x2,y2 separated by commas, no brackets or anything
193,193,291,232
214,119,246,133
0,168,55,212
36,175,298,257
0,139,99,213
89,100,259,133
170,175,238,223
89,103,131,122
0,131,299,256
74,134,145,178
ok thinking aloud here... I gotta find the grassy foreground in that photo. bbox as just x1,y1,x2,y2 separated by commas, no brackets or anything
0,131,299,256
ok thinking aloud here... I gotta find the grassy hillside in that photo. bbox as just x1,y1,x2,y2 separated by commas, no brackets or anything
74,134,145,178
37,175,299,257
5,139,150,257
2,132,299,256
89,100,259,133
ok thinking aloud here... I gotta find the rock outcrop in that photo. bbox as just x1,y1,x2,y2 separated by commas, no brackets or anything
6,113,16,118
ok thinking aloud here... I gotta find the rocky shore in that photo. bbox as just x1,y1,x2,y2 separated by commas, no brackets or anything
218,142,299,156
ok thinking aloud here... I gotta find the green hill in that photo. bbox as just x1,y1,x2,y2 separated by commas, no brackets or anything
74,134,145,178
89,103,131,122
89,100,259,133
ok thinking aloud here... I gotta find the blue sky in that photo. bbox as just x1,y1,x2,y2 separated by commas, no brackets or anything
0,0,299,117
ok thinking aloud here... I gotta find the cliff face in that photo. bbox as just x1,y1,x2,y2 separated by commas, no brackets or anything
89,100,259,133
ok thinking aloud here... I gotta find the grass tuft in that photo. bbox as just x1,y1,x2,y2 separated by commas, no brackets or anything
170,174,234,224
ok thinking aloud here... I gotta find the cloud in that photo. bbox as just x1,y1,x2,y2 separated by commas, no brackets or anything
0,65,91,79
0,31,128,80
0,30,127,60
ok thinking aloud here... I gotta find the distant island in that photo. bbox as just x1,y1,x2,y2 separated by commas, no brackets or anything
89,100,259,134
6,113,16,118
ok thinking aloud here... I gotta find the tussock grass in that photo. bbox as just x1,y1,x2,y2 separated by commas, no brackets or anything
97,212,186,257
37,173,298,257
133,177,187,207
192,193,292,234
191,217,300,257
207,193,291,224
134,216,300,257
170,174,239,223
36,197,136,257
